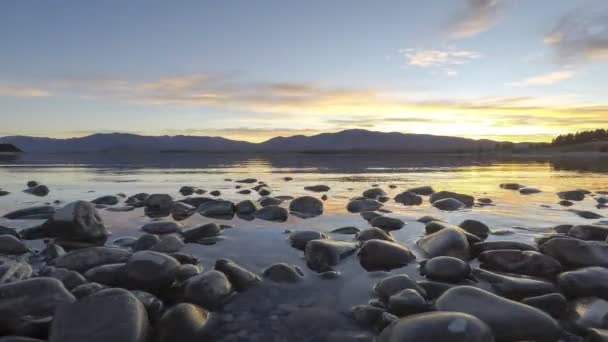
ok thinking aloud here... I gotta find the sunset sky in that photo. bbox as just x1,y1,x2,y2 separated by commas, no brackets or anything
1,0,607,142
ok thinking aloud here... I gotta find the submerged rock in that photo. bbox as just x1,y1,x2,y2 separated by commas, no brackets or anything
289,230,328,251
262,263,304,283
356,228,395,242
406,186,435,196
289,196,324,218
304,185,330,192
144,194,173,218
24,184,49,197
197,200,235,219
214,258,260,291
359,240,416,271
305,240,358,272
141,221,182,235
471,240,538,257
373,274,426,301
0,261,32,284
559,190,586,201
394,192,423,206
432,198,466,211
347,199,383,213
253,205,288,222
430,191,474,207
91,195,119,205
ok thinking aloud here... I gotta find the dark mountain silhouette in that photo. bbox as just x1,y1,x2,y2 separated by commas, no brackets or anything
0,129,501,153
0,143,22,153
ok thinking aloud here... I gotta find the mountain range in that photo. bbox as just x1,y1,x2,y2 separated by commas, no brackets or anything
0,129,505,153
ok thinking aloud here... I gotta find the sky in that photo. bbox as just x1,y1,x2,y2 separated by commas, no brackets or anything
1,0,608,142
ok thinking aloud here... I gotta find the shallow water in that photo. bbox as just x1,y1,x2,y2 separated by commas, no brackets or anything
0,152,607,340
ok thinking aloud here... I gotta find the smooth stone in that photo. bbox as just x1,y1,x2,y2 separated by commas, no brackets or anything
84,263,126,286
305,240,358,272
179,186,195,196
0,236,28,254
131,290,164,323
179,196,212,208
235,178,257,184
406,186,435,195
458,220,490,240
150,235,185,253
133,234,160,251
388,289,429,316
144,194,173,218
420,256,471,283
416,227,470,260
53,247,132,272
289,196,324,218
500,183,524,190
377,312,494,342
214,258,261,291
559,190,587,201
123,251,180,292
559,267,608,300
253,205,288,222
49,288,149,342
24,185,49,197
358,239,415,271
235,200,257,214
262,263,303,283
520,187,542,194
478,249,562,279
237,189,251,194
183,271,233,309
430,191,474,207
432,198,465,211
360,211,383,222
32,201,109,244
394,191,423,205
541,238,608,268
289,230,328,251
587,328,608,341
70,282,105,299
170,202,196,221
155,303,210,342
125,193,149,206
40,243,66,260
331,226,360,235
370,216,405,231
351,305,384,328
521,293,567,318
356,228,394,242
417,215,441,223
182,223,221,242
478,198,493,204
0,226,19,238
258,196,282,207
472,267,557,300
559,200,575,206
0,261,32,284
564,297,608,332
471,241,538,257
91,195,119,205
571,210,604,219
170,253,199,265
416,280,468,300
373,274,426,302
347,199,383,213
3,206,55,220
304,185,330,192
569,225,608,241
436,286,560,342
141,221,182,235
363,188,386,199
176,264,202,283
39,266,87,290
112,237,137,248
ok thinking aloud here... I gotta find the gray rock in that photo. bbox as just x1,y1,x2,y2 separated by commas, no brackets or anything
388,288,429,316
131,290,164,323
170,202,196,221
112,237,137,248
123,251,180,292
133,234,160,251
520,187,542,194
432,198,465,211
373,274,426,302
559,190,587,201
126,193,149,206
3,206,55,220
571,209,604,219
179,186,196,196
370,216,405,231
253,205,288,222
304,185,330,192
289,196,324,218
53,247,132,272
70,282,105,299
363,188,386,199
183,271,233,309
356,228,394,242
569,225,608,241
500,183,524,190
559,267,608,300
150,234,185,253
214,258,261,291
436,286,560,341
360,211,383,222
359,239,415,271
155,303,210,342
182,223,221,243
49,288,149,342
588,328,608,341
472,268,557,300
564,297,608,331
416,227,470,260
141,221,182,234
39,266,87,290
430,191,474,207
471,241,538,257
235,200,257,215
84,263,126,286
331,226,360,235
406,186,435,195
394,192,423,206
351,305,384,328
91,195,119,205
289,230,328,251
420,256,471,283
377,312,493,342
0,261,32,284
176,264,202,283
478,249,562,279
24,184,49,197
0,236,28,254
0,226,19,238
521,293,567,318
30,201,109,244
458,220,490,240
347,199,383,213
305,240,358,272
144,194,173,218
262,263,304,283
236,178,257,184
258,196,282,207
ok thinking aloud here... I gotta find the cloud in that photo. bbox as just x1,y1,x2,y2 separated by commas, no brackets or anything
506,70,576,87
545,7,608,63
401,48,482,67
445,0,503,39
0,84,51,97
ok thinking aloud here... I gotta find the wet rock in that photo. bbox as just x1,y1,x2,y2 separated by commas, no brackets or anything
197,200,235,219
416,227,470,260
331,226,360,235
70,282,105,299
237,189,251,194
356,228,395,242
500,183,524,190
564,297,608,332
360,211,382,222
150,234,184,253
432,198,465,211
155,303,209,342
39,266,87,290
458,220,490,240
126,193,149,207
363,188,386,199
388,288,429,316
179,186,196,196
235,200,257,215
417,215,441,224
304,185,330,192
91,195,119,205
541,238,608,268
472,268,557,300
347,199,383,213
170,202,196,221
520,187,542,194
406,186,435,196
569,225,608,241
49,288,149,342
471,240,538,257
262,263,304,283
24,184,49,197
84,263,126,286
179,196,213,207
258,196,282,207
559,190,587,201
141,221,182,234
0,278,75,334
373,275,426,302
123,251,180,293
358,239,415,271
182,271,233,309
289,196,324,218
112,237,137,248
305,240,358,272
131,290,163,323
182,223,222,243
559,200,574,206
253,205,288,222
478,249,562,279
521,293,567,318
430,191,474,207
133,234,160,251
0,226,19,238
170,252,199,265
176,264,202,283
26,181,38,188
214,258,261,291
477,198,493,204
377,312,493,342
0,261,32,284
394,192,423,206
559,267,608,300
236,178,257,184
289,230,328,251
370,216,405,231
436,286,560,341
420,256,470,283
0,236,28,255
144,194,173,218
588,328,608,341
53,247,131,272
3,206,55,220
351,305,384,328
571,209,604,219
209,190,221,196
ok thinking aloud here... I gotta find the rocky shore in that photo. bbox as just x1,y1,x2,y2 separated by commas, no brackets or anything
0,179,607,342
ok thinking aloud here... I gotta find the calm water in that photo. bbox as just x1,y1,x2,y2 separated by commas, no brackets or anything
0,152,607,338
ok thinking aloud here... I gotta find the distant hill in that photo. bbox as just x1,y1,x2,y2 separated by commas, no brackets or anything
0,129,502,153
0,143,22,153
